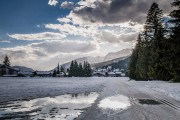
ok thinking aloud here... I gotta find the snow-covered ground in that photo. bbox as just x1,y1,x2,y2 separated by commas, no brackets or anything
126,80,180,101
0,77,180,120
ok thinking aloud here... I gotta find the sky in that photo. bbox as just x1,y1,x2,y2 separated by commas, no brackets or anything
0,0,173,70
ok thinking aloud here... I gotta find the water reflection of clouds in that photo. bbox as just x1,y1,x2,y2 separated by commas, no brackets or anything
98,95,131,111
0,92,99,120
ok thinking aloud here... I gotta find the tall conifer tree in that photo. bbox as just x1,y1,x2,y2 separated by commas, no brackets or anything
169,0,180,82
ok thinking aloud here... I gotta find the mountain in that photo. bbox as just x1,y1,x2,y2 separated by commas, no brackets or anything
59,48,132,70
92,56,130,72
104,48,132,61
60,56,104,70
12,66,34,72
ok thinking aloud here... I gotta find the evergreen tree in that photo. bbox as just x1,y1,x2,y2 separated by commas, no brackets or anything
32,71,37,77
78,63,83,77
56,63,60,74
69,61,74,77
83,61,92,77
146,3,167,80
129,2,167,80
60,66,64,73
169,0,180,82
74,61,79,77
83,61,88,77
68,61,92,77
136,37,150,80
52,70,57,77
129,34,141,80
3,55,10,67
87,62,92,77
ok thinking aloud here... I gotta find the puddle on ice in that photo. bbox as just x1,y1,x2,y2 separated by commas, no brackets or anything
138,99,161,105
98,95,131,111
0,92,98,120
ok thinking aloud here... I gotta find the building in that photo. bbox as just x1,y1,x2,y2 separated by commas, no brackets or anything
115,71,122,77
36,71,52,77
0,64,19,77
108,72,116,77
18,71,33,77
56,72,65,77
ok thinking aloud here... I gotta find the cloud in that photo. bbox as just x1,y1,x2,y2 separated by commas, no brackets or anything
95,30,138,43
57,17,71,23
8,32,66,41
0,40,97,70
31,40,97,53
48,0,58,6
60,1,74,9
69,0,172,24
45,23,96,37
0,40,11,43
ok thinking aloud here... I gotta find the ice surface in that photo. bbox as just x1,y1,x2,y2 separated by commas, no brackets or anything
98,94,131,110
0,77,180,120
0,92,98,120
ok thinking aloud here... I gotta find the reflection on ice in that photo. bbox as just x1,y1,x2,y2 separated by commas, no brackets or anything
98,95,131,110
0,92,98,120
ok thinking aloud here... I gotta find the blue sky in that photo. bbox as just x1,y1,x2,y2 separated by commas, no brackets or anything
0,0,75,47
0,0,172,70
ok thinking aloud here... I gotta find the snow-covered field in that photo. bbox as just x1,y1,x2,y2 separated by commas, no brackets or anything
126,80,180,101
0,77,179,120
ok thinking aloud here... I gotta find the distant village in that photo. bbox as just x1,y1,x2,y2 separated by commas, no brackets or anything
0,55,127,77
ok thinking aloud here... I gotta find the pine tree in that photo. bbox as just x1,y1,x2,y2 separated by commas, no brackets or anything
52,70,57,77
138,2,164,80
129,34,141,80
78,63,83,77
146,3,167,80
60,66,64,73
86,62,92,77
57,63,60,74
69,61,74,77
169,0,180,82
3,55,10,67
74,61,79,77
136,37,150,80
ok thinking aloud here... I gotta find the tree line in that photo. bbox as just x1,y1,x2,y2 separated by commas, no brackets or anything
129,0,180,82
69,61,92,77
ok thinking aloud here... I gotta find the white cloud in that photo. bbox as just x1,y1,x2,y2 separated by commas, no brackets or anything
60,1,74,9
8,32,66,41
57,17,71,23
31,40,97,53
95,30,138,43
0,40,97,70
45,23,96,37
48,0,58,6
0,40,11,43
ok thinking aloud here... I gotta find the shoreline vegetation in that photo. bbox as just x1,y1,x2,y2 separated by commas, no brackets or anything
129,1,180,82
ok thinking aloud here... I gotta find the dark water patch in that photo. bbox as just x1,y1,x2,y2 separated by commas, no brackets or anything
138,99,162,105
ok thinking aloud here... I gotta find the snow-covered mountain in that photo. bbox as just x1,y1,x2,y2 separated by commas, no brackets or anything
12,66,34,72
60,48,132,70
60,56,104,70
104,48,132,61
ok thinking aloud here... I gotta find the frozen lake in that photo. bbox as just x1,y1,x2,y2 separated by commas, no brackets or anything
0,77,105,103
0,77,180,120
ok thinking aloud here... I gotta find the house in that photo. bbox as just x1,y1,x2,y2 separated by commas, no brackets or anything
18,71,33,77
108,72,116,77
0,64,19,77
36,71,52,77
56,72,65,77
121,73,126,77
93,72,106,77
115,71,122,77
